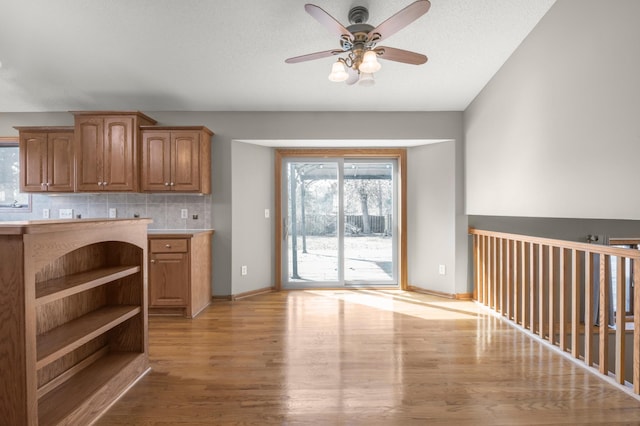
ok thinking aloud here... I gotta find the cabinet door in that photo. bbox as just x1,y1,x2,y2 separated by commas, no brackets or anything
103,116,136,191
141,131,171,191
19,132,48,192
171,131,201,192
149,253,189,306
75,116,105,191
47,132,74,192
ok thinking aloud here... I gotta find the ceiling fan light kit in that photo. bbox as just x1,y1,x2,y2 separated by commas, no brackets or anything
286,1,431,87
328,61,349,82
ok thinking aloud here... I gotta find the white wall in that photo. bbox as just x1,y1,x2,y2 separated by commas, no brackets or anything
0,111,466,296
465,0,640,220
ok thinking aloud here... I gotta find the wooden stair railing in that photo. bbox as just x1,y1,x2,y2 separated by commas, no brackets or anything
470,228,640,393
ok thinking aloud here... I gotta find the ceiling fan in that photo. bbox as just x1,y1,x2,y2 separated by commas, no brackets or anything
285,1,431,86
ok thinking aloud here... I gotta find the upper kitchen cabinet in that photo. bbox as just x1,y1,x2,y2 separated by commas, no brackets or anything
16,127,75,192
140,126,213,194
73,111,157,192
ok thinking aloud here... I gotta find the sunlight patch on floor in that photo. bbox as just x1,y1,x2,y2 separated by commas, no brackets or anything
306,289,483,320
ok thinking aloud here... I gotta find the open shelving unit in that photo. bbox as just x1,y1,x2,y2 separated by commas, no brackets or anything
0,218,151,425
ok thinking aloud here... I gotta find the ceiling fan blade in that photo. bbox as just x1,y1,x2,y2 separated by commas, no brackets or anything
345,67,359,85
285,49,342,64
367,0,431,43
305,4,354,40
375,46,427,65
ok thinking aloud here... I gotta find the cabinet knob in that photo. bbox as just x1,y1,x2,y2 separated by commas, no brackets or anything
170,182,174,186
151,259,156,263
98,182,103,186
164,182,170,186
165,244,171,248
103,182,108,186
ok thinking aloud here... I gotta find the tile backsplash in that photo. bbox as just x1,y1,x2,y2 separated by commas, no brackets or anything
0,193,212,230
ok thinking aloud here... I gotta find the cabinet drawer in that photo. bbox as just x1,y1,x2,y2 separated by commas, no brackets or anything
150,239,188,253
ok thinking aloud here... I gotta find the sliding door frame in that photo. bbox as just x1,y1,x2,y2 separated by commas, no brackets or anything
274,148,407,291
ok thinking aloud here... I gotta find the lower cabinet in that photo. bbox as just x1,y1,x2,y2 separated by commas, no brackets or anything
148,231,213,318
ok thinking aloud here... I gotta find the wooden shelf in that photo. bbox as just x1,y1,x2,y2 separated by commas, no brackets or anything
0,219,149,425
38,352,146,426
36,305,141,369
36,265,141,306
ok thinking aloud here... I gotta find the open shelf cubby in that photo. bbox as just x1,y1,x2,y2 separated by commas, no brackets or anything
0,218,151,426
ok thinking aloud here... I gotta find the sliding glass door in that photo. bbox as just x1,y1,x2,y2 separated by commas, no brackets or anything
282,157,397,288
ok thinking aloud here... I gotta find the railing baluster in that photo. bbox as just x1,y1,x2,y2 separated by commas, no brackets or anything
514,241,520,324
505,240,513,319
571,249,581,358
559,248,568,351
634,258,640,394
491,238,500,311
600,254,610,376
530,243,538,334
522,242,530,329
480,235,486,305
486,237,496,309
499,238,506,315
473,234,479,302
538,244,548,339
584,251,594,367
484,237,493,308
549,246,556,344
615,256,626,384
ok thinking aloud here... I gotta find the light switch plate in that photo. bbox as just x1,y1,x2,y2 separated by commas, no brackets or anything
59,208,73,219
108,208,117,218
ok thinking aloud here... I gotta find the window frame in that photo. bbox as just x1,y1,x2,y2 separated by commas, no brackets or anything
0,136,32,213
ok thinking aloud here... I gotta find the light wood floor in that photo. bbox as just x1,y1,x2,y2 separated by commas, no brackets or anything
97,290,640,425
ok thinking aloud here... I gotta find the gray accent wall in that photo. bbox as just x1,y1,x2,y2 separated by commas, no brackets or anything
408,141,457,294
465,0,640,220
0,111,467,297
231,141,274,295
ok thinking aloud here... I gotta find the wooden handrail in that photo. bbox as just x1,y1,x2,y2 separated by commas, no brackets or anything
469,228,640,259
470,228,640,395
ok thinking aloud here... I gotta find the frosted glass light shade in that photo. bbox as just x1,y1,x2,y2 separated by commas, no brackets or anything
359,50,381,73
328,61,349,82
358,72,375,87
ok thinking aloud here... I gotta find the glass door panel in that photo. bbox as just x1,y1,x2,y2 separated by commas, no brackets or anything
344,161,396,284
286,161,340,285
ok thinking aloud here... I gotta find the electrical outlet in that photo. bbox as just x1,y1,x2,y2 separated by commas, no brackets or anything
181,209,188,219
59,208,73,219
241,265,248,276
42,208,50,219
264,209,270,219
108,208,117,218
438,264,446,275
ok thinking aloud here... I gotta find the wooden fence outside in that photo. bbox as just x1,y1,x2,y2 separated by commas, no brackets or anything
294,214,391,235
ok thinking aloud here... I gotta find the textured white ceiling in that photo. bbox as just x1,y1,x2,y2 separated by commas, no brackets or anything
0,0,556,112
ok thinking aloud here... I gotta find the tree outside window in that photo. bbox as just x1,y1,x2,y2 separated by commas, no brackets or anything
0,138,31,211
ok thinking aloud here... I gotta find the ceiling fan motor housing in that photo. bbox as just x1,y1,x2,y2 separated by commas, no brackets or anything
348,6,369,24
343,6,375,51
